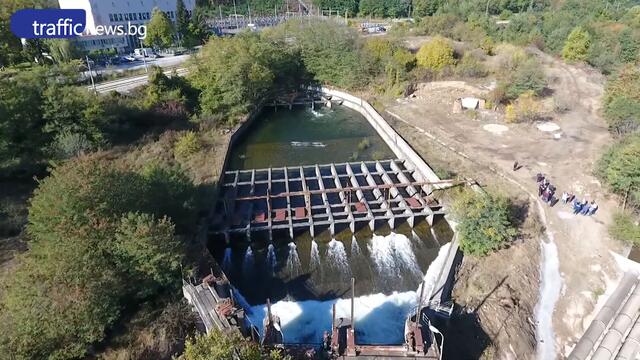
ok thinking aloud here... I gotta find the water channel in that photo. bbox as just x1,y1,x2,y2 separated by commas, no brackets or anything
212,105,454,345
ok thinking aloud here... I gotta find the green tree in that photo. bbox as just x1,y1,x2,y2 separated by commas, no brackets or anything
187,7,210,46
413,0,444,16
0,66,47,163
1,157,194,359
504,58,547,100
604,66,640,136
146,7,175,49
359,0,386,17
619,28,639,63
268,19,366,89
180,331,261,360
180,330,291,360
46,38,84,63
452,189,517,257
562,27,591,62
597,135,640,208
190,31,303,117
604,96,640,136
115,212,183,296
416,36,455,70
42,83,106,148
176,0,191,43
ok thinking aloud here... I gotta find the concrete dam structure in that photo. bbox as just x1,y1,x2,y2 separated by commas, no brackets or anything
184,87,464,358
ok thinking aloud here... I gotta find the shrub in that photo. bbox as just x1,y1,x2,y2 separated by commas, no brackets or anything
416,36,455,71
174,131,201,159
562,27,591,62
455,53,487,78
179,330,290,360
452,189,517,257
504,91,544,123
604,96,640,136
50,131,95,159
504,58,547,100
610,211,640,245
480,36,495,56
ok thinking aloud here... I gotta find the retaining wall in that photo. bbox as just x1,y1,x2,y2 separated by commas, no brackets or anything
317,87,445,187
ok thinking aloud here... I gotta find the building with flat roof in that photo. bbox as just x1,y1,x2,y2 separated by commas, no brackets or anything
58,0,196,52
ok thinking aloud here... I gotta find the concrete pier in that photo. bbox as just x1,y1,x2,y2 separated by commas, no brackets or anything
212,159,459,239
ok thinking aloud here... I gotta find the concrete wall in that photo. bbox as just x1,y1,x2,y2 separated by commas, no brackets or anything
317,87,444,186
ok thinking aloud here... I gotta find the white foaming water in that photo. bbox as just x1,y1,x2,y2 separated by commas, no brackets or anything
266,244,277,275
242,246,254,277
368,233,422,280
351,236,362,257
534,200,562,360
327,239,351,279
310,109,325,118
222,248,232,272
290,141,326,148
310,240,321,270
286,242,302,278
245,241,453,345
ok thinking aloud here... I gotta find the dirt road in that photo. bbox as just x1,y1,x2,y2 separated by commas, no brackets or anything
384,50,624,358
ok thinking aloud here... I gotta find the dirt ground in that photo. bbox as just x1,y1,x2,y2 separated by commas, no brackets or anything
383,48,624,358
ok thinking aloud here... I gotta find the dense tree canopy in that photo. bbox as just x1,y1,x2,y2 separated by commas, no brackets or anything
598,135,640,208
604,65,640,136
0,157,196,359
189,32,303,117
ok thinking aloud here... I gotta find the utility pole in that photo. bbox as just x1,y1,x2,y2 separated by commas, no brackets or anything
86,55,96,93
140,47,148,73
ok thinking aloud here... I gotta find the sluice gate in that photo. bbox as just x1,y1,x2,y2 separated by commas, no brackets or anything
212,159,461,240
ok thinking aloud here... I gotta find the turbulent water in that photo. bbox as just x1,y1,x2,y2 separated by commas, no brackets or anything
286,242,302,279
222,248,232,272
242,240,453,345
242,246,254,280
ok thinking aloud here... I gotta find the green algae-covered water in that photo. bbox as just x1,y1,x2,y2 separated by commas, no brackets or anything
228,106,395,170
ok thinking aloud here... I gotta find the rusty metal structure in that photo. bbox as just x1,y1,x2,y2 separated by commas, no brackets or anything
212,159,461,241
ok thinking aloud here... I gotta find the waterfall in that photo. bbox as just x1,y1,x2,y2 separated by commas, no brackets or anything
244,243,454,345
266,244,276,275
368,235,396,277
327,239,351,280
393,235,423,279
310,240,321,269
242,246,254,277
286,242,302,278
368,233,422,281
351,236,362,257
222,247,232,272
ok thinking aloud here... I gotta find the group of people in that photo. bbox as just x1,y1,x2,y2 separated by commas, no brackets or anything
536,173,598,216
537,173,557,205
568,196,598,216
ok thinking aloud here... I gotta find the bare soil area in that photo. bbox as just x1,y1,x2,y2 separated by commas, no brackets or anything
383,49,623,358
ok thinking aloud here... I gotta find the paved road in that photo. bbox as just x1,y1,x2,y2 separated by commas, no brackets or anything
88,67,188,93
